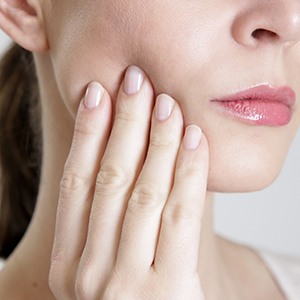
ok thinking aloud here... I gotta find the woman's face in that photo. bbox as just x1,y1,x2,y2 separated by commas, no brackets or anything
42,0,300,192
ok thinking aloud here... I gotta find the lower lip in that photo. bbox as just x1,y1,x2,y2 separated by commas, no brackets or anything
211,99,292,126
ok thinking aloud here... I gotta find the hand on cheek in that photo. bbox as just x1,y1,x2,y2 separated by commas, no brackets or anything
49,66,209,300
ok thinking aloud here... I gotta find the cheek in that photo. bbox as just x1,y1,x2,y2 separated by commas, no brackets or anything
46,0,220,117
51,43,127,118
44,1,299,193
46,2,136,118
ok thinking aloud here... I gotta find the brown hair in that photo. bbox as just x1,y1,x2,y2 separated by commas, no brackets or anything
0,43,42,258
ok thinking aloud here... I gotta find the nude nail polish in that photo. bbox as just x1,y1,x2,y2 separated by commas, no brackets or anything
183,125,202,150
84,82,104,109
123,66,145,95
155,94,175,121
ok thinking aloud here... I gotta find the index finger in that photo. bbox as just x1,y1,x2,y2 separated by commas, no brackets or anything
52,83,112,265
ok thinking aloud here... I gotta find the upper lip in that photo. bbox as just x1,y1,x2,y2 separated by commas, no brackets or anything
211,84,296,108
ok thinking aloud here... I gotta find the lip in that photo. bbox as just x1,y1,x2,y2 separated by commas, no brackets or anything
210,84,296,126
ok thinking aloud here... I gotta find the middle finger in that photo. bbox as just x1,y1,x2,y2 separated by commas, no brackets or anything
79,66,154,278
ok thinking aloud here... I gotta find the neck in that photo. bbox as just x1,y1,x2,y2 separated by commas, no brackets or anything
0,54,224,299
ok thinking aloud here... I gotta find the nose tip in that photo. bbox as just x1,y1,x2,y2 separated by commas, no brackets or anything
232,1,300,48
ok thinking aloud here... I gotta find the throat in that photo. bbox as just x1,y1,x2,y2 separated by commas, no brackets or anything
211,237,285,300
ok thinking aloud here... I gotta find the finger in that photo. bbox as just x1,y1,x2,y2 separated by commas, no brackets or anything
115,94,184,272
78,66,154,283
155,126,209,275
51,83,112,273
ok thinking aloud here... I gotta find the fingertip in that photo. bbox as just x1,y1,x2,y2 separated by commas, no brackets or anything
179,125,209,176
183,125,203,151
123,65,145,95
84,82,105,109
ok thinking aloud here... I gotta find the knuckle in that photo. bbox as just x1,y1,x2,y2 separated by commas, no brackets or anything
75,114,98,137
163,202,196,225
176,163,204,181
150,132,176,151
115,110,139,124
96,162,130,191
128,184,160,212
60,171,89,194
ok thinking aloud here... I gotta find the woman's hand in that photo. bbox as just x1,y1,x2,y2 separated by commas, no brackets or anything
49,66,209,300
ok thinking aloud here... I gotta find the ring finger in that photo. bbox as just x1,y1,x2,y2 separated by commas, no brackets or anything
115,94,184,272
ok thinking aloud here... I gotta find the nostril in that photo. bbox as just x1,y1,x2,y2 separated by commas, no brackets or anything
251,28,279,42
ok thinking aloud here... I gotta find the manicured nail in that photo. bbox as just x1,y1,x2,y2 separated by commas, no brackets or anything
155,94,175,121
123,66,145,95
183,125,202,150
84,82,104,109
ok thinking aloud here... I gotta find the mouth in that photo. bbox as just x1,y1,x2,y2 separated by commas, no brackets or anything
210,84,296,126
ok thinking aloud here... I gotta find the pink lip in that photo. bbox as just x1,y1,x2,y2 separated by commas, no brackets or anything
210,85,296,126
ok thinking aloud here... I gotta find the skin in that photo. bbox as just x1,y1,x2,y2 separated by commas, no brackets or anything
0,0,300,299
43,0,300,192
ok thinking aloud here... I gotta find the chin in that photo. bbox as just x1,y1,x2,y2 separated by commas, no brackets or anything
206,147,284,193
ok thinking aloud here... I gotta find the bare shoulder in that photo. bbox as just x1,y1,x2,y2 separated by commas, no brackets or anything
221,236,300,300
217,236,291,300
257,249,300,299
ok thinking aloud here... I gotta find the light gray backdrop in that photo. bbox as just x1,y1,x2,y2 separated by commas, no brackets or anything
1,30,299,257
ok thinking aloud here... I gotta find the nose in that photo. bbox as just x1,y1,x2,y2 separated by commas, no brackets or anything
232,0,300,48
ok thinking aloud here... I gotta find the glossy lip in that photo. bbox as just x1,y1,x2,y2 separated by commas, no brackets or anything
210,84,296,126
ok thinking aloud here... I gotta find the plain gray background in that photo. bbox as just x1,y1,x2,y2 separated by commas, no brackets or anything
1,30,299,257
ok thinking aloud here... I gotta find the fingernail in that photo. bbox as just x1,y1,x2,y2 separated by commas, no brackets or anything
183,125,202,150
155,94,175,121
84,82,104,109
123,66,145,95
